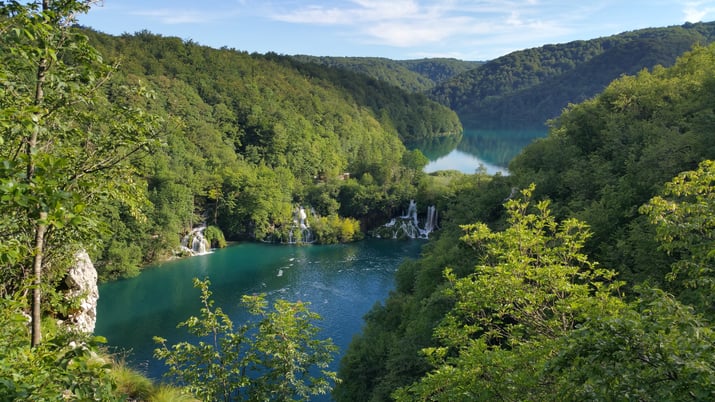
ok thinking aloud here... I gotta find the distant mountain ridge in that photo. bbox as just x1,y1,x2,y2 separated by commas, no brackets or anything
430,21,715,129
290,55,483,92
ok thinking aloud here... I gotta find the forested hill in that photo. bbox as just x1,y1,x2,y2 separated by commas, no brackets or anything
262,53,463,145
291,55,482,92
86,31,462,146
431,21,715,129
37,28,459,280
337,42,715,402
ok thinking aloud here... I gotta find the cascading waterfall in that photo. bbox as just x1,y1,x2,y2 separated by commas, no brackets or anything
403,199,418,226
284,206,315,244
421,205,437,237
373,200,438,240
180,226,211,256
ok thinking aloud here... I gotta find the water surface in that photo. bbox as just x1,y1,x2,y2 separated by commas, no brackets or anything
422,128,547,174
96,239,423,382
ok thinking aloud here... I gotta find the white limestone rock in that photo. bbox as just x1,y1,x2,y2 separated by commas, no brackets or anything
62,251,99,333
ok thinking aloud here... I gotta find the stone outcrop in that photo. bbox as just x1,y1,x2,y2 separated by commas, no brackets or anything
61,251,99,333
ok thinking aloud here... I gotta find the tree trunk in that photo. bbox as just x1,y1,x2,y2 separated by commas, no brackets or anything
29,0,50,347
31,214,48,347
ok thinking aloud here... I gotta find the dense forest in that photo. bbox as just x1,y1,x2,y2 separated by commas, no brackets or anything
46,26,457,280
261,53,464,146
3,0,715,400
432,21,715,129
336,41,715,401
291,56,482,93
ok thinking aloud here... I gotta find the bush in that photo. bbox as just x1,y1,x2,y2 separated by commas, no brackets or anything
311,214,363,244
204,225,227,248
0,297,119,401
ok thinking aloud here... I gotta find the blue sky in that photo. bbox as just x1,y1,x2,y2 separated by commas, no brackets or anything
77,0,715,60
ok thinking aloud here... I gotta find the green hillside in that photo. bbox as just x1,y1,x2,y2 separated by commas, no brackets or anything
337,41,715,401
291,55,482,92
1,24,459,283
265,54,464,145
431,21,715,129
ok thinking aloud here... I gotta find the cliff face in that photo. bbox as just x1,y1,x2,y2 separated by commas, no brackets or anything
62,251,99,333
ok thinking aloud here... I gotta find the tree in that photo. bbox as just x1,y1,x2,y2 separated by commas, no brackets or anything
548,286,715,401
640,159,715,312
154,278,338,401
0,295,119,400
394,185,624,401
0,0,157,345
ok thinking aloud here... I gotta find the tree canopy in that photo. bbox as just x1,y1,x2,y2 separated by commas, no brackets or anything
337,41,715,402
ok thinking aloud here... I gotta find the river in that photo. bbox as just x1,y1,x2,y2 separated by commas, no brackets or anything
95,239,423,386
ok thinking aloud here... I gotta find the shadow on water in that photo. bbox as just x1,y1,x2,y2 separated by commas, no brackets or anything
421,127,547,174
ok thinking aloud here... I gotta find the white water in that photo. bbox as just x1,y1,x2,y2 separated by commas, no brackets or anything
285,206,315,244
376,200,438,240
180,226,211,256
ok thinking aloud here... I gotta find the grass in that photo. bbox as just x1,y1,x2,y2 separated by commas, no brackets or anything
107,354,198,401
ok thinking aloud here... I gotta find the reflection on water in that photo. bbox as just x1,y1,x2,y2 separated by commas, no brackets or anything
421,128,547,174
416,132,463,161
424,149,508,175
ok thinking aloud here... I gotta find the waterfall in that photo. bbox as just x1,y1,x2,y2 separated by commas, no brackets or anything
421,205,437,237
402,199,419,226
373,200,438,240
299,207,308,229
180,226,211,256
284,206,315,244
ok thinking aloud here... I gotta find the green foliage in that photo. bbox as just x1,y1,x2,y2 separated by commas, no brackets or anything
394,185,624,401
101,239,143,280
110,360,155,400
148,386,200,402
549,286,715,401
510,42,715,289
0,0,159,346
401,149,430,172
0,296,120,401
340,24,715,402
311,214,363,244
291,55,482,93
0,1,448,286
204,225,227,248
335,175,513,401
432,21,715,129
641,160,715,311
267,53,463,146
154,278,338,401
73,28,442,260
442,185,623,344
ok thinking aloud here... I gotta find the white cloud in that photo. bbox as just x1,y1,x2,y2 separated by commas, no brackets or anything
270,0,571,48
682,1,715,22
273,0,422,25
131,8,236,25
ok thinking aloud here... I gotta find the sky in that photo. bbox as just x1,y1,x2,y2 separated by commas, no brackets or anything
76,0,715,61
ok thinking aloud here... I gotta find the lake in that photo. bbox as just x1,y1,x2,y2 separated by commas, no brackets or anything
95,239,423,386
423,128,546,174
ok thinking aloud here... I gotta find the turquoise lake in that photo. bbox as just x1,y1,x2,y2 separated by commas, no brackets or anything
95,239,423,384
423,128,547,174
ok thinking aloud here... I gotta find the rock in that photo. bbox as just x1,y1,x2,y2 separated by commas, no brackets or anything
62,250,99,333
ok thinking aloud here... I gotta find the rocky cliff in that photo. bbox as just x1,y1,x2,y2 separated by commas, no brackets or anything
61,251,99,333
